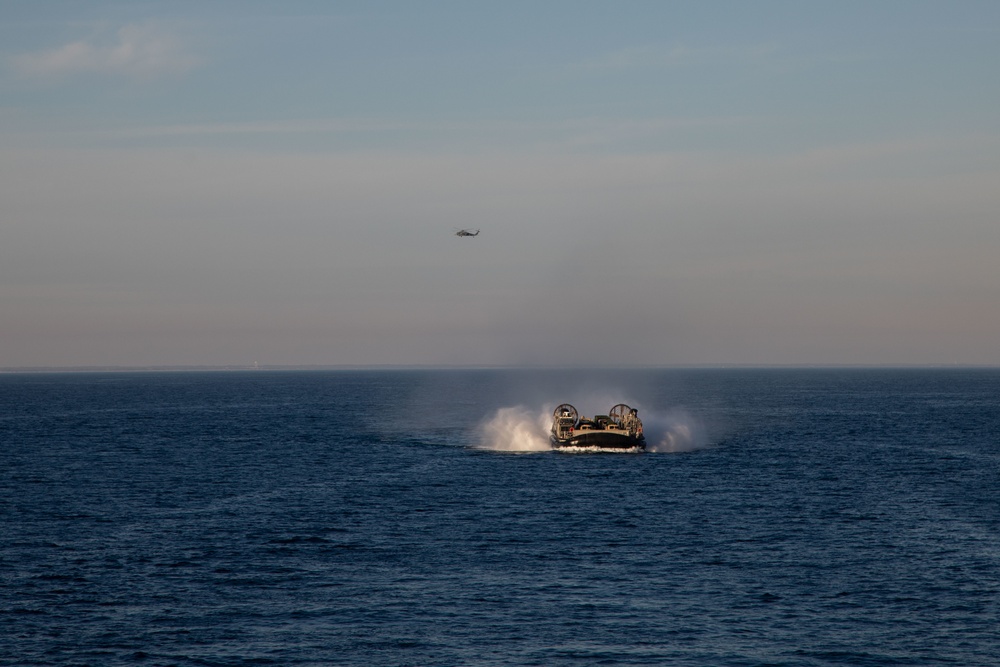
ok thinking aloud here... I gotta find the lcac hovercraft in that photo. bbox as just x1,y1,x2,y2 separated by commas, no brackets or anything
549,403,645,451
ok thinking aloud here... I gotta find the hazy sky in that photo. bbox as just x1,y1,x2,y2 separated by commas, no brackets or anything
2,1,999,367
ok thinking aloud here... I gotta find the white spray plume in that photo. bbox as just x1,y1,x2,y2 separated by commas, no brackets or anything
642,408,708,453
477,405,552,452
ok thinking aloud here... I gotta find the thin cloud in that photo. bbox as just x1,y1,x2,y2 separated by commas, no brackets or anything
72,115,749,155
583,44,694,70
581,42,779,71
103,118,413,138
12,24,200,80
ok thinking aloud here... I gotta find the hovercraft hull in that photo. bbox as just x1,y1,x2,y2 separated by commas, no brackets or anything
549,432,645,451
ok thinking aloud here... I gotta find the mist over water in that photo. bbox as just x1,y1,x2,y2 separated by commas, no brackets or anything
477,405,552,451
478,403,707,453
643,408,708,453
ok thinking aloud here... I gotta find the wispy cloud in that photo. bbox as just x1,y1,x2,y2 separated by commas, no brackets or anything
581,42,779,71
12,23,200,80
55,115,747,155
103,118,413,138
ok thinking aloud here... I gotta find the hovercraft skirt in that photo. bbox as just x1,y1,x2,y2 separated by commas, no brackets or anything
550,432,645,450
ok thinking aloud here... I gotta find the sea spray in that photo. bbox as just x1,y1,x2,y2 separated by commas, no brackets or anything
642,408,708,453
478,405,552,451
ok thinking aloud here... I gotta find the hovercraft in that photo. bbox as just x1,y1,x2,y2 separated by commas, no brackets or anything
549,403,645,451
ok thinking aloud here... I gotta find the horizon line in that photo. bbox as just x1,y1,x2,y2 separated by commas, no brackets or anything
3,363,998,374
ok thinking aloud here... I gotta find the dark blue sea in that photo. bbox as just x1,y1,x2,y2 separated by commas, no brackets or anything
2,368,999,666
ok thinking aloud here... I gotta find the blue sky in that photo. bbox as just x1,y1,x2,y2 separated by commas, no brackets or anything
2,1,999,367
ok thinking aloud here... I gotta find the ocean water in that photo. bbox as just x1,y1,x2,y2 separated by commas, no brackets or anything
1,368,999,666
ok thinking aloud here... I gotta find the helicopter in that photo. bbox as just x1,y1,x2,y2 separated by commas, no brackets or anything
455,229,480,237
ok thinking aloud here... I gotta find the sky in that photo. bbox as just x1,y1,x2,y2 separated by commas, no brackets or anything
2,1,999,368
